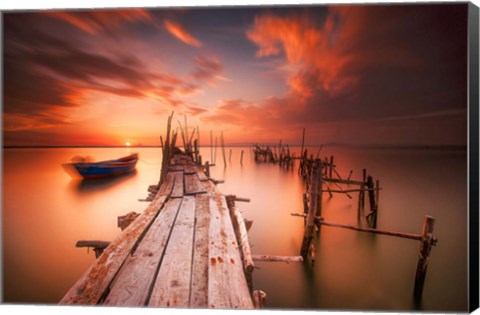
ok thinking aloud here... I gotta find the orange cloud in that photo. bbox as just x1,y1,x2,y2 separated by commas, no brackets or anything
164,20,202,47
46,9,153,34
246,11,358,98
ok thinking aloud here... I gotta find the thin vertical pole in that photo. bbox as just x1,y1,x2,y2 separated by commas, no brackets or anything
414,216,435,300
240,150,244,164
221,132,227,168
300,128,305,157
214,137,218,165
329,156,334,178
210,130,213,164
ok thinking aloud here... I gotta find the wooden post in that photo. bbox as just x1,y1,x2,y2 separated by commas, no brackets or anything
376,179,380,208
253,290,266,309
300,162,320,258
317,160,323,216
366,176,377,228
214,137,218,165
221,132,227,168
229,149,232,162
357,184,364,219
240,150,244,165
300,128,306,157
362,169,367,209
329,156,334,178
194,139,199,164
205,161,210,178
414,216,435,300
210,130,213,164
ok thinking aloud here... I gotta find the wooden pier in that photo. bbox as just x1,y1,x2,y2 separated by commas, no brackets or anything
61,129,257,308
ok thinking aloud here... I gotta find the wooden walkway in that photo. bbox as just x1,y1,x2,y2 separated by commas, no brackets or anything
60,153,253,308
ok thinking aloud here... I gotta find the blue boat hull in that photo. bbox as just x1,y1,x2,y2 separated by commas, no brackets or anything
64,153,139,179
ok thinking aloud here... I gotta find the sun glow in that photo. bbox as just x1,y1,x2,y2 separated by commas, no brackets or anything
125,141,131,147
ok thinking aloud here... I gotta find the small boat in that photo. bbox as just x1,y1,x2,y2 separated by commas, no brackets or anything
63,153,139,179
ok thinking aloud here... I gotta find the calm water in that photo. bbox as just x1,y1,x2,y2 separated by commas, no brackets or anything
1,146,468,311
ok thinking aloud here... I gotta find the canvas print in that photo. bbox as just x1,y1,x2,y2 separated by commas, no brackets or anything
1,1,478,313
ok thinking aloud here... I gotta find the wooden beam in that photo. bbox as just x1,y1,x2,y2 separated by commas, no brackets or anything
149,196,196,307
103,198,183,307
60,176,175,305
189,194,210,308
171,172,184,198
252,255,303,263
185,174,207,195
207,182,253,309
322,177,366,186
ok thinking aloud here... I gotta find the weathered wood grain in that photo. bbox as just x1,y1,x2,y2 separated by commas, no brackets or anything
184,164,198,175
149,196,196,307
103,198,183,306
59,176,175,305
185,174,206,195
171,172,184,198
207,182,253,309
189,194,210,308
197,169,209,181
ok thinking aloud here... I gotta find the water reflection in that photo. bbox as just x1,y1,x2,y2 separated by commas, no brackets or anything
68,170,138,193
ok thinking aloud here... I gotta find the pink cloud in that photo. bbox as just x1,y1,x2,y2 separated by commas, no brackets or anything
164,20,202,47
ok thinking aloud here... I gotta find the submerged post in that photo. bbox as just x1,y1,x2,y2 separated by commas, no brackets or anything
300,161,320,259
413,216,435,300
366,176,377,228
240,150,244,165
300,128,306,157
205,161,210,178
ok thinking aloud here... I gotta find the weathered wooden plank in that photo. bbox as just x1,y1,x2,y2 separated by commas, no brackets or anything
103,198,183,306
207,183,253,309
169,165,185,172
197,169,209,181
157,172,176,196
184,164,198,175
149,196,196,307
189,194,210,308
185,174,206,195
60,176,174,305
171,172,184,198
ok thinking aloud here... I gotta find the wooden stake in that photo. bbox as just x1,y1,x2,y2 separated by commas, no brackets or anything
300,161,320,258
414,216,435,300
210,130,213,163
317,160,323,216
240,150,244,164
329,156,334,178
214,137,218,165
366,176,377,228
253,290,266,309
300,128,305,157
221,132,227,168
205,161,210,178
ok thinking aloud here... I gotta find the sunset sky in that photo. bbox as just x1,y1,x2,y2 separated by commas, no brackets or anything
2,3,469,146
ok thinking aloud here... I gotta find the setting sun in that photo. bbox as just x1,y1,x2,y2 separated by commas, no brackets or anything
125,141,131,147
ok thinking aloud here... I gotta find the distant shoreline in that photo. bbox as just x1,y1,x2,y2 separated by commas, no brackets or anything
2,144,468,151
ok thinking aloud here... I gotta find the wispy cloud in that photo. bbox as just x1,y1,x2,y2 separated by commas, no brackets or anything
164,20,202,47
192,55,229,85
46,9,153,34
